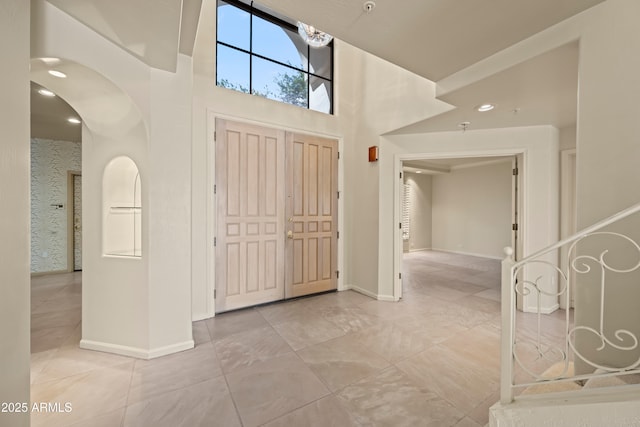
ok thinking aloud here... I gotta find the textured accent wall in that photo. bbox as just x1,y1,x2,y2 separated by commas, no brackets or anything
31,138,82,273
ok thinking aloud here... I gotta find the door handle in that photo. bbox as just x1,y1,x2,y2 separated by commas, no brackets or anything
287,230,293,239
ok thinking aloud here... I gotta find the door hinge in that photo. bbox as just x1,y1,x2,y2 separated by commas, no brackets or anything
399,272,402,279
337,191,340,199
399,222,402,229
512,223,518,231
214,289,217,299
337,151,340,159
214,237,217,246
400,172,403,179
214,184,216,195
337,231,340,239
513,167,518,176
336,270,340,279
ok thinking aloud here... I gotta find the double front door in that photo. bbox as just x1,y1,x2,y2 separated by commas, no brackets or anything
215,119,338,312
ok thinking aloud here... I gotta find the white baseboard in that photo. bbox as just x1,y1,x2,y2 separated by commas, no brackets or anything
192,311,215,321
408,247,432,253
148,340,195,359
430,248,503,260
80,339,195,360
523,303,560,314
344,284,398,302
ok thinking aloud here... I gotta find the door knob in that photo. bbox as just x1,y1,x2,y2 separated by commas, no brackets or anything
287,230,293,239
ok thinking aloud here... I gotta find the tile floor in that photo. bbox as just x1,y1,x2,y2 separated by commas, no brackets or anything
29,250,564,427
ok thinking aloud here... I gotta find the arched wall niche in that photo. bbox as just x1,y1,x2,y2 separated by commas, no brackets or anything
103,156,142,257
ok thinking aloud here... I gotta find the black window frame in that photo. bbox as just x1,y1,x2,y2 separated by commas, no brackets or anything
216,0,334,114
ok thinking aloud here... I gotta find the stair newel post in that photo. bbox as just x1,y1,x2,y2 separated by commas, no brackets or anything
500,246,516,404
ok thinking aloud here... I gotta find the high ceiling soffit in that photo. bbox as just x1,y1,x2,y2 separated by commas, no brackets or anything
391,41,579,134
46,0,203,72
259,0,604,81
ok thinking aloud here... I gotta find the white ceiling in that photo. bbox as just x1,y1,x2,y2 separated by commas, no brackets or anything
32,0,606,140
258,0,603,82
31,82,81,142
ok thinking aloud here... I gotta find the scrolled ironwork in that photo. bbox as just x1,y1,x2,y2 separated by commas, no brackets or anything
510,228,640,388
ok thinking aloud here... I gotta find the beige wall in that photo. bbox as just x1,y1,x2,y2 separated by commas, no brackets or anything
191,0,445,312
559,125,576,151
572,0,640,373
31,0,193,358
432,160,512,259
0,1,30,426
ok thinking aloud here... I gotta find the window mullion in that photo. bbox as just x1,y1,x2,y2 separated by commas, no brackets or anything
249,6,253,94
216,0,333,113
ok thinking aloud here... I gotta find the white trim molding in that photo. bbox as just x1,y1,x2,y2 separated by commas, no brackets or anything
80,339,195,360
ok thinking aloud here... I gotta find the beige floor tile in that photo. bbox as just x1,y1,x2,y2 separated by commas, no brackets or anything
396,345,499,414
35,343,134,385
205,309,268,342
412,282,475,301
123,378,240,427
128,342,223,405
215,325,293,374
297,334,390,392
455,416,484,427
318,306,384,334
474,288,501,302
467,389,500,425
31,348,58,385
192,320,211,346
297,290,374,314
31,292,82,315
31,323,78,353
28,252,510,427
67,408,125,427
337,366,464,427
272,314,346,350
456,294,501,314
262,395,361,427
394,312,470,344
225,352,329,427
351,323,434,363
257,299,311,324
30,361,134,427
441,324,502,374
357,299,422,320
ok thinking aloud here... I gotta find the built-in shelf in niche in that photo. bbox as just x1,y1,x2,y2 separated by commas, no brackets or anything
103,156,142,257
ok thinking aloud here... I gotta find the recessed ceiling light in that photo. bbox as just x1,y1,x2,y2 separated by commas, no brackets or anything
38,88,56,97
416,171,422,174
48,70,67,78
477,103,495,112
67,117,81,124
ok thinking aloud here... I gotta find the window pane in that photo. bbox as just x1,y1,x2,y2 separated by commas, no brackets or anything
252,16,307,71
217,45,250,93
252,57,308,108
217,1,250,50
309,44,332,79
309,75,331,113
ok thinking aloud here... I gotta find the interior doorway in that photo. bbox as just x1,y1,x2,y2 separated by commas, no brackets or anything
396,154,522,301
214,118,339,312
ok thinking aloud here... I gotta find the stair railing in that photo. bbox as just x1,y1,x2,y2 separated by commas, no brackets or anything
500,202,640,403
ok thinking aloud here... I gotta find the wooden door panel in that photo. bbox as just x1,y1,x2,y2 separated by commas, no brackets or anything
286,133,338,298
216,119,286,312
